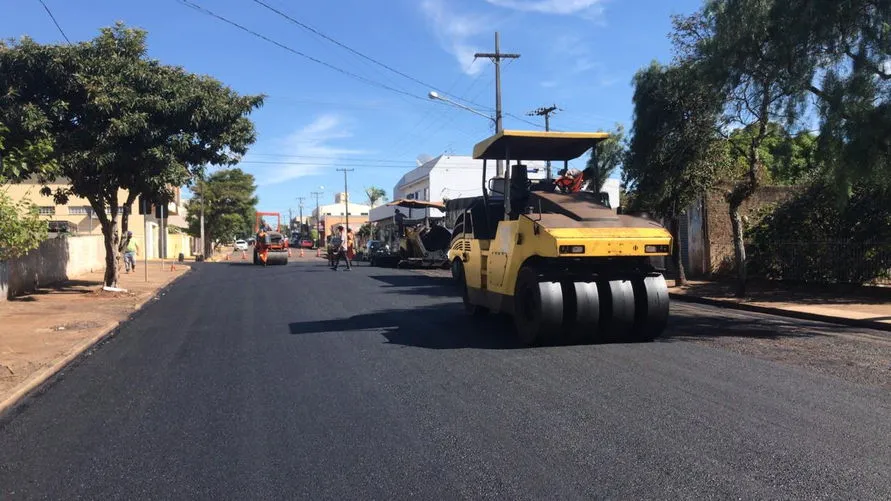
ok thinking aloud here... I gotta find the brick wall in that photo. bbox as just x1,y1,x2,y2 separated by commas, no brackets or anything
704,183,799,276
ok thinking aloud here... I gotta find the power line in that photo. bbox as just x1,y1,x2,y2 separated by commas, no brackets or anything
250,0,489,110
177,0,427,103
37,0,70,44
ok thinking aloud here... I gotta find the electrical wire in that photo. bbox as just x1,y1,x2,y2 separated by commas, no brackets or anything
37,0,70,44
177,0,428,103
250,0,493,110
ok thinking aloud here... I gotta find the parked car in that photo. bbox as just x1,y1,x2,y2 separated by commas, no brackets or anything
298,238,315,249
234,239,248,251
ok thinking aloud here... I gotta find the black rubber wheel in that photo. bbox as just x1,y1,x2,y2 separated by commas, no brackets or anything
252,249,259,265
597,280,636,342
451,259,465,286
569,281,600,344
631,275,670,341
514,267,563,346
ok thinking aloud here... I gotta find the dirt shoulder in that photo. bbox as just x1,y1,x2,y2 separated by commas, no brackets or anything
0,261,191,410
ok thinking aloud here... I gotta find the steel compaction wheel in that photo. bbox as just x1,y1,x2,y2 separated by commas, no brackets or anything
265,252,289,266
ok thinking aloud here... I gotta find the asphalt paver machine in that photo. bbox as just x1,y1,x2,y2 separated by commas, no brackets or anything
447,130,673,346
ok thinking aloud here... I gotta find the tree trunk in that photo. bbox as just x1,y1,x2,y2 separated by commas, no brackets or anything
100,218,121,288
670,216,687,286
729,202,746,297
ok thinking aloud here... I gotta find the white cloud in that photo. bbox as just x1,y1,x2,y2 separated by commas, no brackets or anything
484,0,605,18
420,0,490,75
252,114,366,186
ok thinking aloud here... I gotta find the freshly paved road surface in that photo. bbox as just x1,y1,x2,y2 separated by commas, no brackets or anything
1,259,889,500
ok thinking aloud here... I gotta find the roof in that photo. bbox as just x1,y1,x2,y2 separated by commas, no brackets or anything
472,130,610,161
386,199,446,210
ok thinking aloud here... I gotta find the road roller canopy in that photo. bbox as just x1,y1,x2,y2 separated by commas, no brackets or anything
472,130,610,161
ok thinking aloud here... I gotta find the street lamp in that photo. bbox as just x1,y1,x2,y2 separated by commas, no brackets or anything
428,91,496,124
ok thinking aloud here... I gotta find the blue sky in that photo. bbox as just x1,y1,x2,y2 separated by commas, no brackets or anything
2,0,701,215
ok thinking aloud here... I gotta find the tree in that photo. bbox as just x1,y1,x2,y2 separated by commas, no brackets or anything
0,24,263,287
721,123,819,186
673,2,803,296
767,0,890,190
186,169,259,256
624,61,724,286
0,192,46,261
365,186,387,207
582,123,625,193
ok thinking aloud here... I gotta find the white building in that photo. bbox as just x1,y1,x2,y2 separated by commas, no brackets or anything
311,192,371,219
369,155,622,223
369,155,550,222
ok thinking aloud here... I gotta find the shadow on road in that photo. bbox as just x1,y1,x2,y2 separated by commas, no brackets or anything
368,274,458,298
288,304,517,350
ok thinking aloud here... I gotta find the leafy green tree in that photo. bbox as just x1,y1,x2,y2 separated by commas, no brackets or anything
767,0,890,190
582,123,625,193
365,186,387,207
0,24,263,287
624,61,724,285
186,169,259,256
0,192,46,261
720,123,819,185
673,1,804,296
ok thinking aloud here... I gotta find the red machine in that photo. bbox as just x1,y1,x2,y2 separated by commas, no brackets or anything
253,211,289,266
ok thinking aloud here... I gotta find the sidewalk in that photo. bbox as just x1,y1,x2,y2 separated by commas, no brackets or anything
0,260,191,414
669,280,891,332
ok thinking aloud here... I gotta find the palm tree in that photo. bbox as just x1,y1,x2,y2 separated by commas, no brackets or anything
365,186,387,208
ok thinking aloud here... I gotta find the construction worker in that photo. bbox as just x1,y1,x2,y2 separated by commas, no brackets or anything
123,231,139,273
331,226,351,271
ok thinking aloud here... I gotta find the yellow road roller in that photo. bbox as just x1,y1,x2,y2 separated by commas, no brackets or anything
447,130,672,345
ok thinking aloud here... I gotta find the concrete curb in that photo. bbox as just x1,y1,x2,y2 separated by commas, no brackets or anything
669,292,891,333
0,267,194,420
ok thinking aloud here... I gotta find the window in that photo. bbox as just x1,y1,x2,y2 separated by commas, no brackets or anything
69,206,91,215
39,206,56,216
361,212,368,216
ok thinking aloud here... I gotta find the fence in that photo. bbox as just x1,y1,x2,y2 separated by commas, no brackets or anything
748,241,891,285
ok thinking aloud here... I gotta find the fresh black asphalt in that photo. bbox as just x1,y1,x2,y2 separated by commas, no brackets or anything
1,259,889,499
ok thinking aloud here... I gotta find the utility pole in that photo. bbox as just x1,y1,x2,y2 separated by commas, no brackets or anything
310,191,323,245
197,180,206,259
336,168,354,234
475,32,520,177
527,105,560,179
297,197,305,234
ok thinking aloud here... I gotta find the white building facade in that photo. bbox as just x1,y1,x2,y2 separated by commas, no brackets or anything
370,155,622,223
369,155,551,222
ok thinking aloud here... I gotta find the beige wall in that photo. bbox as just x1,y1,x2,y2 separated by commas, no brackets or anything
1,235,105,299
